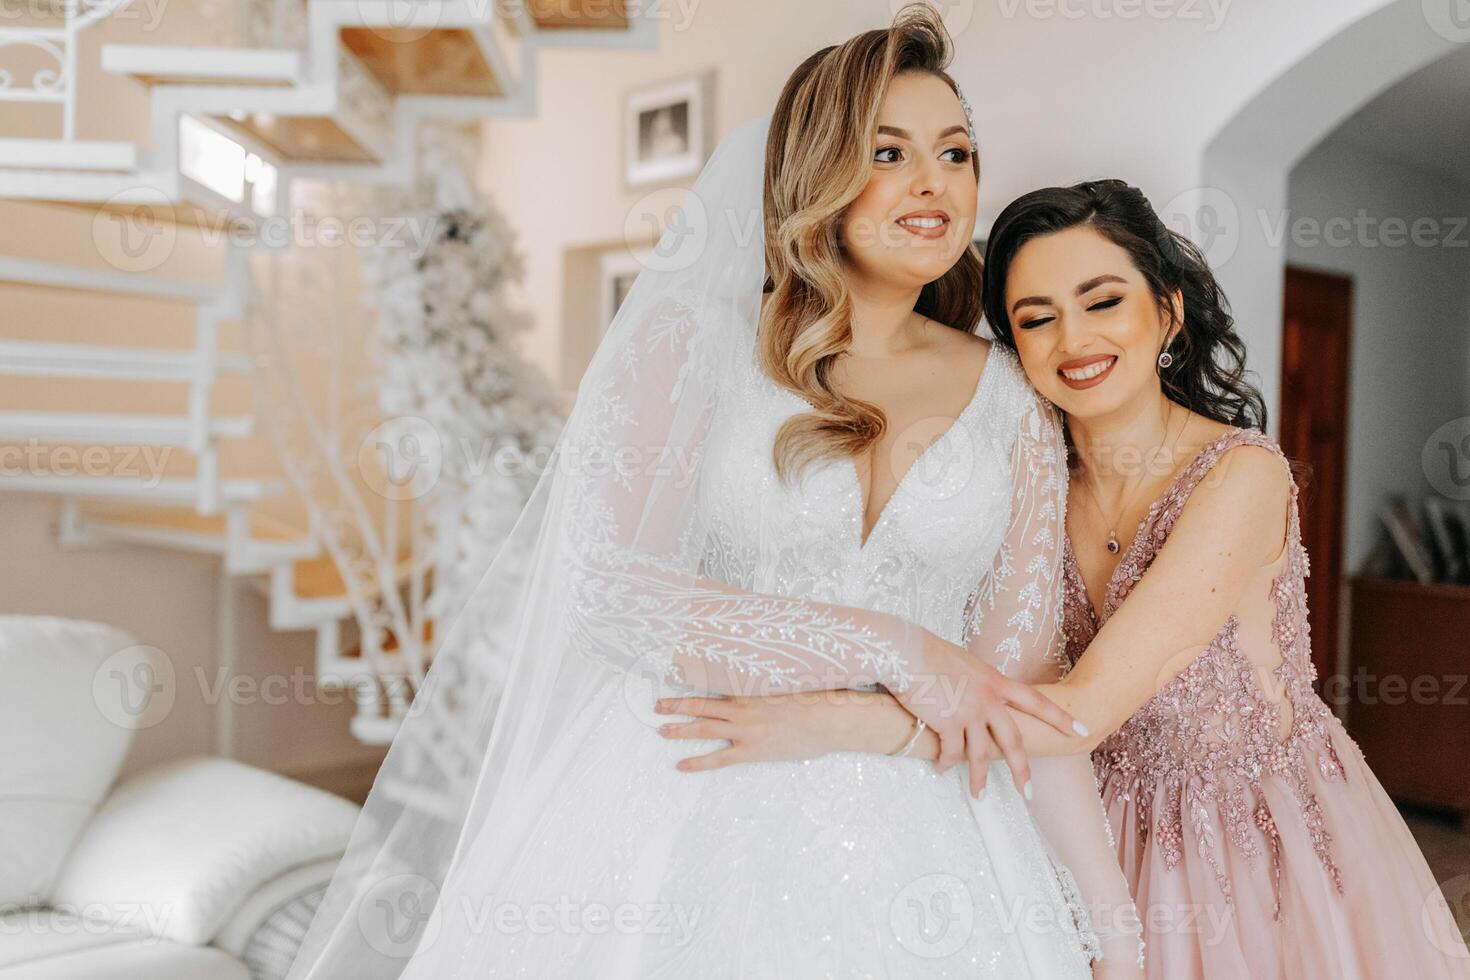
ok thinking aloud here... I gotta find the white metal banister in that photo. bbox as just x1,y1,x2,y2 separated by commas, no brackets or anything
0,0,136,140
0,340,253,379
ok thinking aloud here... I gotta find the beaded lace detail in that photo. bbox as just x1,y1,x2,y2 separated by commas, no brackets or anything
560,289,919,694
561,295,1107,969
1060,428,1347,918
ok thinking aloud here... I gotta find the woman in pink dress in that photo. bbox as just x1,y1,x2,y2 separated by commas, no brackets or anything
655,179,1470,978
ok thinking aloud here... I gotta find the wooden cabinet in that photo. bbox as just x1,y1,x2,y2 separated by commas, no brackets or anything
1346,576,1470,818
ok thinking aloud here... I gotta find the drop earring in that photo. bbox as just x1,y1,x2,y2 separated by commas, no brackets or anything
1157,350,1174,369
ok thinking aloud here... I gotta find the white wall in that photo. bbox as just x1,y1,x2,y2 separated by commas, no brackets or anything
1285,136,1470,573
1204,0,1463,426
476,0,1410,400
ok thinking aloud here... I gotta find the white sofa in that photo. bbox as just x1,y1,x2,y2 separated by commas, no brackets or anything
0,615,362,979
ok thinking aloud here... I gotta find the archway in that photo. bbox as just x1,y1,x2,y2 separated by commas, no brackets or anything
1200,0,1461,430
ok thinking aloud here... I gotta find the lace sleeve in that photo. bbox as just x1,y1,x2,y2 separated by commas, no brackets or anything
560,292,930,698
961,384,1144,970
958,381,1068,678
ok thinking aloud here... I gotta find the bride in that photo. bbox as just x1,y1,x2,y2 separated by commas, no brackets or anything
287,8,1141,979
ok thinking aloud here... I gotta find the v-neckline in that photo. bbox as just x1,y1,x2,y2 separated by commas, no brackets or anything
852,346,998,553
1066,427,1243,626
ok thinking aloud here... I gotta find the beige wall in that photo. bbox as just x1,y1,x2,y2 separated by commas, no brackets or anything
476,0,1405,398
0,495,217,776
0,494,382,789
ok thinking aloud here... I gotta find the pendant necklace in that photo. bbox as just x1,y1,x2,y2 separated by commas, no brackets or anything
1081,404,1186,556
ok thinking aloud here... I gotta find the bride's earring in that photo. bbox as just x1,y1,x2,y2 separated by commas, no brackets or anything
1157,349,1174,369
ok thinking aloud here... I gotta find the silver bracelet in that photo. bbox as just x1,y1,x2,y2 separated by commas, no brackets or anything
890,717,927,757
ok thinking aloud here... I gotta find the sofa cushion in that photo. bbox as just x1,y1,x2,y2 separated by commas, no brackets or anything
50,755,360,946
213,856,338,957
0,908,149,969
0,925,249,980
0,616,151,908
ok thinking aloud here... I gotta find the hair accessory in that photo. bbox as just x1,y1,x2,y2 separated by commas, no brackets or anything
954,83,979,155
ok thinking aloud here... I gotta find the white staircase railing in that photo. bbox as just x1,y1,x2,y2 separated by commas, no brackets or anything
0,0,136,140
0,0,657,204
0,244,264,513
0,0,657,745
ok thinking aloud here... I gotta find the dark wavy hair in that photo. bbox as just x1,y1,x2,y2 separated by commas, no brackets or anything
981,179,1268,433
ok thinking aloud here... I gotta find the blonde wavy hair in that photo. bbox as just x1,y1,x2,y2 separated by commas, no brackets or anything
761,3,984,485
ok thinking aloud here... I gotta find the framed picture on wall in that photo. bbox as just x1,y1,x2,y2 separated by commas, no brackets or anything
625,72,714,187
599,246,654,336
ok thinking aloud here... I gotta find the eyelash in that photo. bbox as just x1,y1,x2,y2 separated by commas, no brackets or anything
875,145,971,164
1018,296,1123,330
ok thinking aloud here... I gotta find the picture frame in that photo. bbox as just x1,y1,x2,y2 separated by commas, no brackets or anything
624,71,714,188
598,245,653,336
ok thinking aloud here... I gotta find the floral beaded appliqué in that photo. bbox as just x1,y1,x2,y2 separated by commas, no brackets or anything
1060,429,1348,918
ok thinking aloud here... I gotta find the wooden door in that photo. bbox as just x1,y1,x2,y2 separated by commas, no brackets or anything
1280,266,1353,686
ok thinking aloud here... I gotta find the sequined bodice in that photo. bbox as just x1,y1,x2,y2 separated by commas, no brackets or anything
1059,427,1345,906
697,341,1031,648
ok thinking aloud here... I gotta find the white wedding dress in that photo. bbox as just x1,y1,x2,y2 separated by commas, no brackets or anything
395,334,1098,979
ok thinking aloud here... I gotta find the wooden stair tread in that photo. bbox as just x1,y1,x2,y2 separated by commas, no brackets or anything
82,504,306,542
291,552,418,601
340,27,501,97
529,0,630,29
343,618,436,659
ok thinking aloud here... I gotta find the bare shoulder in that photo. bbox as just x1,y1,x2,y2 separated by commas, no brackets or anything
932,324,993,366
1175,425,1293,561
1209,442,1292,497
1191,418,1289,497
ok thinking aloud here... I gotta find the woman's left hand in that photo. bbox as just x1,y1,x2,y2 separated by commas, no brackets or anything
654,690,884,772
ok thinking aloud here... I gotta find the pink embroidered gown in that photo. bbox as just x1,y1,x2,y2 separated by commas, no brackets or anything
1060,427,1470,979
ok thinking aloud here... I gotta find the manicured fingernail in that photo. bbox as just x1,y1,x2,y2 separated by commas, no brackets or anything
1072,720,1090,737
658,724,673,736
1023,779,1033,801
976,785,985,801
675,759,689,770
654,702,669,714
